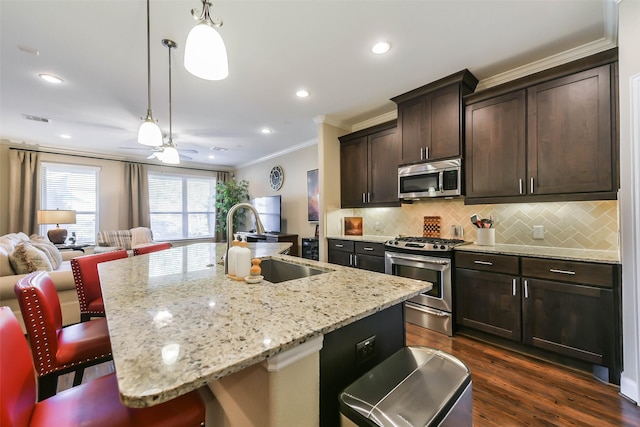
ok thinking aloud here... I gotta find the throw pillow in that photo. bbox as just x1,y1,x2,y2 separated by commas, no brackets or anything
29,235,63,270
9,243,53,274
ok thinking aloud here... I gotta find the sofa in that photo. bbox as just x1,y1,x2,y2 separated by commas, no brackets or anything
94,228,155,256
0,232,84,332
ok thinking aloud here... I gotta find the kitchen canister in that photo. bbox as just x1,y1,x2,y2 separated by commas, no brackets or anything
477,228,495,246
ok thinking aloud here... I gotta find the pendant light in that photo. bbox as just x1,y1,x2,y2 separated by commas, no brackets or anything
184,0,228,80
159,39,180,165
138,0,162,146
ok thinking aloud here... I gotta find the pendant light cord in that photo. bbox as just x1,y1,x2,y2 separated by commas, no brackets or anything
146,0,152,113
168,41,173,142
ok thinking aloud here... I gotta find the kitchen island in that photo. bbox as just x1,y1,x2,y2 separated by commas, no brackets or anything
98,242,431,426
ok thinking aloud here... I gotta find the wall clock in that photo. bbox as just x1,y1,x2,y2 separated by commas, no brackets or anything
269,165,284,191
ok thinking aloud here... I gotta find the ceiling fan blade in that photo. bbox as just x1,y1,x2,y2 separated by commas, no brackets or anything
177,149,198,154
147,153,157,159
119,146,150,151
179,154,193,161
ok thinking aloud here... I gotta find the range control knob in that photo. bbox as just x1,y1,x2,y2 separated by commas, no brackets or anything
432,244,438,249
439,245,446,250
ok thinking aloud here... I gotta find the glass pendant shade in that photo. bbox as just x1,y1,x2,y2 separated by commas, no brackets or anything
137,114,163,146
184,22,228,80
161,145,180,164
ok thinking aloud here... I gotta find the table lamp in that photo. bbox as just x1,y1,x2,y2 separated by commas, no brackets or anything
37,209,76,244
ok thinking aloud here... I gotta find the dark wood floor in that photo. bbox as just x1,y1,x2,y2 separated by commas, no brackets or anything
406,323,640,427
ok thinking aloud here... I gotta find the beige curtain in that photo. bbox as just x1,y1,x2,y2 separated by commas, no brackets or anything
8,150,40,234
214,171,230,242
123,162,150,228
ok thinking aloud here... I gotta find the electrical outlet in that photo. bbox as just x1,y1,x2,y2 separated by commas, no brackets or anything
533,225,545,239
355,335,376,364
375,221,382,232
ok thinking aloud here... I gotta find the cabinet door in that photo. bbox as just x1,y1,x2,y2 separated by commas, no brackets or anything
354,254,385,273
328,249,352,267
527,64,613,195
455,268,521,341
397,96,427,164
368,127,400,205
522,278,613,365
340,136,368,207
429,85,462,160
465,90,526,198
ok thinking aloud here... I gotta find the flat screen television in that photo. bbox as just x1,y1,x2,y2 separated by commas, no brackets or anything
251,195,281,233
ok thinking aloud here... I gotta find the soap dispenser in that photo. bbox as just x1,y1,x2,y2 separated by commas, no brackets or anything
235,237,251,279
227,234,241,277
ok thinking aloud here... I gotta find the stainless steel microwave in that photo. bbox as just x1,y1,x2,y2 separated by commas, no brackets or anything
398,158,462,200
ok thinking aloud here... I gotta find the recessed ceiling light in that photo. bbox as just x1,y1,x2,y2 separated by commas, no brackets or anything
58,133,71,139
208,155,216,159
39,73,63,84
261,128,272,134
371,42,391,54
296,89,310,98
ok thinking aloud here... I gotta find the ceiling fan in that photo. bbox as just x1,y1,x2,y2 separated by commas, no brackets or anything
118,143,198,161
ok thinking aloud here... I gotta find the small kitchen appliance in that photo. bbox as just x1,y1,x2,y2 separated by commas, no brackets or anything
385,236,468,336
398,158,462,200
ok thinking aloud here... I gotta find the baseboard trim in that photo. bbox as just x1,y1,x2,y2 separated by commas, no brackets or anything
620,375,639,405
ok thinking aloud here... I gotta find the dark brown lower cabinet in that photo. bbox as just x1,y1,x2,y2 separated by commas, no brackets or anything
455,269,521,341
522,278,613,365
455,252,621,384
327,239,385,273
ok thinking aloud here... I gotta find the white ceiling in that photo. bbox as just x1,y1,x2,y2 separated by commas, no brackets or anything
0,1,616,169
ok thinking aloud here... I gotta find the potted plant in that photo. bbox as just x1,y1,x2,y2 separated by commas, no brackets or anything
215,179,250,240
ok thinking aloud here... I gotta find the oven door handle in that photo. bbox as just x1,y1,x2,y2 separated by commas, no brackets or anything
406,302,450,317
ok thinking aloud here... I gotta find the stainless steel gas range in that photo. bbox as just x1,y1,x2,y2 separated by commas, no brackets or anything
384,236,468,336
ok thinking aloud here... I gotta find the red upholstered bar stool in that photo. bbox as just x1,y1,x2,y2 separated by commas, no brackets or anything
14,272,113,401
0,307,206,427
71,250,128,322
133,242,172,256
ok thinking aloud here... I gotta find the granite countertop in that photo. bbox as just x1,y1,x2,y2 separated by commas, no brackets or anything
456,243,620,264
326,235,392,243
98,242,431,408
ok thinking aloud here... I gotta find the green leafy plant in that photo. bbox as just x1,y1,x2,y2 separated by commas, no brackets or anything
215,179,250,238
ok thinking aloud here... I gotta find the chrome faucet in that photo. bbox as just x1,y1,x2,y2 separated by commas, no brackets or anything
225,203,265,274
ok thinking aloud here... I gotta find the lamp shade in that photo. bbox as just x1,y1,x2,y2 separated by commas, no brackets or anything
137,117,163,146
37,210,76,225
184,22,228,80
161,146,180,164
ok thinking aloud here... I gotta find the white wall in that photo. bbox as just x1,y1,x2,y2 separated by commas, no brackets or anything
235,144,319,252
618,0,640,404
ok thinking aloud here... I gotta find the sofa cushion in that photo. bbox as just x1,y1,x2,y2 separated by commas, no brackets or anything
0,233,31,276
29,236,64,270
9,243,53,274
97,230,132,250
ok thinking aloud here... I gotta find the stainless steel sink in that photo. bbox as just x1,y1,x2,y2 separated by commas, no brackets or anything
260,259,329,283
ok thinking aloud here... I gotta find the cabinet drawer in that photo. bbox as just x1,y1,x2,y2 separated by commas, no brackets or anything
455,252,519,275
355,241,385,257
327,239,355,253
521,257,613,288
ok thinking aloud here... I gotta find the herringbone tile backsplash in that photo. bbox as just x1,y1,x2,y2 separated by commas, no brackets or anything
327,200,618,251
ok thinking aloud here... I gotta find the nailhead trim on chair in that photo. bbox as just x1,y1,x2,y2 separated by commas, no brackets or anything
70,259,89,314
17,277,111,376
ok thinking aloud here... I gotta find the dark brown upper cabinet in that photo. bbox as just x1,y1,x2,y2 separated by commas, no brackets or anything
464,48,618,204
392,70,478,165
339,121,400,208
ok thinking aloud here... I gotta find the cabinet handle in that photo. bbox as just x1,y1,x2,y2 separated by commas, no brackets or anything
420,147,424,160
473,260,493,265
549,268,576,275
363,247,374,251
524,279,529,298
519,178,524,195
530,177,534,194
512,278,517,296
353,254,358,267
367,192,371,203
335,244,344,248
362,193,366,203
349,254,353,265
425,147,429,159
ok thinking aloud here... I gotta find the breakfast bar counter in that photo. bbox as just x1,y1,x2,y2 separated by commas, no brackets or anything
98,242,431,425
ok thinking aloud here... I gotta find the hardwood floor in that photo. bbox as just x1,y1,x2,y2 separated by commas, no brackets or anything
406,323,640,427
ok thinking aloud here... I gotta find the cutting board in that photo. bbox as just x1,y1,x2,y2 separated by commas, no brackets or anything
423,216,441,238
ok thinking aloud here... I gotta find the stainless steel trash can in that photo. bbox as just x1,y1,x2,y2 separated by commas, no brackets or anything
339,346,472,427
